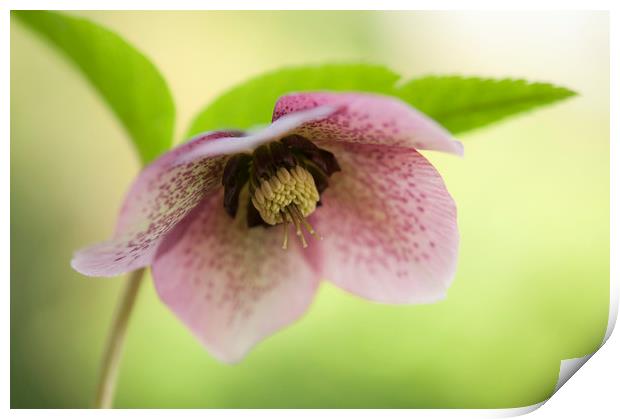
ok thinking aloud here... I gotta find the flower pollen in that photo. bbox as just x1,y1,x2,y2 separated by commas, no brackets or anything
251,166,321,248
252,166,319,225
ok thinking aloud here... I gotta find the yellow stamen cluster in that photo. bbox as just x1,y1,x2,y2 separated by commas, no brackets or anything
251,166,321,249
252,166,319,225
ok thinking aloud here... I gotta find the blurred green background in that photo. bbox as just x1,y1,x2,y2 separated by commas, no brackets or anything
10,11,609,408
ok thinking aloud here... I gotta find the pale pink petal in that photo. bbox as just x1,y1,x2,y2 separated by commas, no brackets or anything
309,141,459,304
273,92,463,156
152,190,320,363
71,131,247,277
175,105,338,165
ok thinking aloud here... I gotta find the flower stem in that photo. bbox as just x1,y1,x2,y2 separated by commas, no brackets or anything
94,268,145,408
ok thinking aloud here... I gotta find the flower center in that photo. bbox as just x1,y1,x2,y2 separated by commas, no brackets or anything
251,166,320,248
251,166,319,225
221,135,340,249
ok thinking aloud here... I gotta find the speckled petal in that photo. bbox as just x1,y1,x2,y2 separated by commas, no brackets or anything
310,141,459,304
71,131,246,277
174,105,338,165
273,92,463,156
152,190,320,363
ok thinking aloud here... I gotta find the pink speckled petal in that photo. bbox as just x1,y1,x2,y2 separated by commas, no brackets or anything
71,131,247,277
273,92,463,156
152,190,320,363
310,141,459,304
175,105,338,165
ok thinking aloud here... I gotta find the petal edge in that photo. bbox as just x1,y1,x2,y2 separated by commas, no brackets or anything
274,92,464,156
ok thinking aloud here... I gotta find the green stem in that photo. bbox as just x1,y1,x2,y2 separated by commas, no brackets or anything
94,268,145,408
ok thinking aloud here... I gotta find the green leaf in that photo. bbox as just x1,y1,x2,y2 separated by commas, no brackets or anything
186,64,400,137
396,76,577,134
187,64,576,138
14,10,175,165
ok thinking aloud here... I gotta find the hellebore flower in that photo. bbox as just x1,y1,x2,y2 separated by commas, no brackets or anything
72,92,462,363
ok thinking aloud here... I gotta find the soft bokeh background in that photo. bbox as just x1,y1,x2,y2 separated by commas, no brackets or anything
11,11,609,408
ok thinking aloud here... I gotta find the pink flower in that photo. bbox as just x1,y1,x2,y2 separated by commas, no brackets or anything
72,92,462,363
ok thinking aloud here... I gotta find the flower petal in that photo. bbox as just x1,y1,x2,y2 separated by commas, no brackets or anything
174,105,338,165
310,141,459,304
273,92,463,156
71,131,246,277
152,190,320,363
